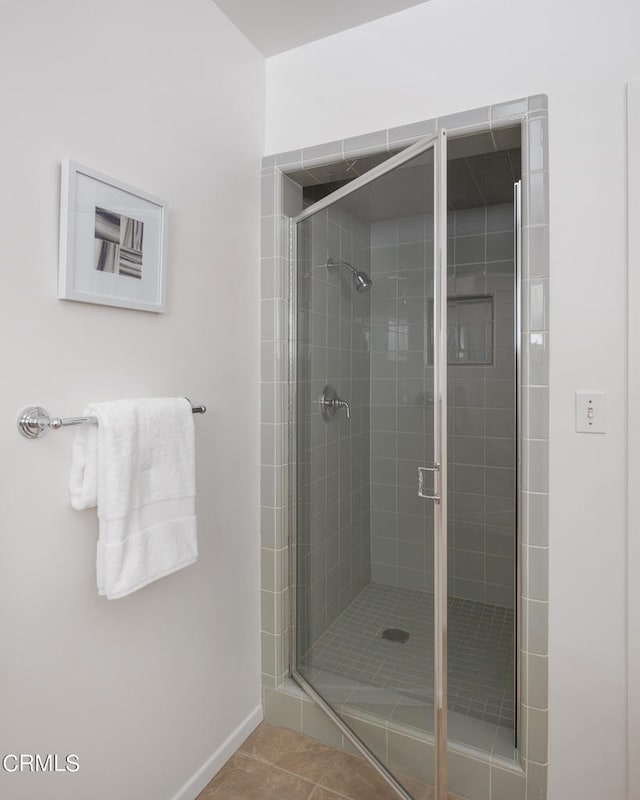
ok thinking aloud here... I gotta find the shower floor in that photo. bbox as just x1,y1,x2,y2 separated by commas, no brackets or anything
302,583,514,730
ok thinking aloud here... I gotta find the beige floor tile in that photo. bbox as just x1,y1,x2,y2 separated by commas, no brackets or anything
309,788,348,800
398,772,435,800
319,750,403,800
240,722,339,782
199,723,473,800
197,752,316,800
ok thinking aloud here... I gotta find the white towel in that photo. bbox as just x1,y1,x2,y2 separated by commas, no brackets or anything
69,397,198,599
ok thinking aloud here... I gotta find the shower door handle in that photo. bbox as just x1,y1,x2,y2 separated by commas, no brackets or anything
418,464,440,503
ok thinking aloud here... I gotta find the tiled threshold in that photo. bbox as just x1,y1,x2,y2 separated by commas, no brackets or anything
196,721,469,800
288,674,518,764
263,679,526,799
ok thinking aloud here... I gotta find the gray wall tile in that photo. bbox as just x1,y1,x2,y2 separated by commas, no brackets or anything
491,98,528,121
275,148,303,168
343,130,388,157
389,118,437,145
528,94,549,112
302,140,343,167
296,197,373,652
448,750,490,799
440,105,491,131
526,171,549,225
525,653,549,710
526,117,548,174
526,762,548,800
369,203,517,606
527,599,548,655
525,225,549,279
524,492,549,546
263,686,302,731
525,706,548,764
387,729,435,784
491,766,526,800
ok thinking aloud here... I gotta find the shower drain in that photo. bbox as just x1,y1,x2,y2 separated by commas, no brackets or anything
381,628,410,643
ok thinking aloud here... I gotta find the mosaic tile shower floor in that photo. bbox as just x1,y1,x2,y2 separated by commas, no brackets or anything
302,583,514,729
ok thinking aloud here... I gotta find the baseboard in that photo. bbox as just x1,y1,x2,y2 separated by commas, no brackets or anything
170,703,263,800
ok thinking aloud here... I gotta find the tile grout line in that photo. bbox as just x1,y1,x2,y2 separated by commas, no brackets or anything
233,749,337,799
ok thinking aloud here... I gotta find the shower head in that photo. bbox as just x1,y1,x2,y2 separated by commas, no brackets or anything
326,258,373,293
353,270,373,293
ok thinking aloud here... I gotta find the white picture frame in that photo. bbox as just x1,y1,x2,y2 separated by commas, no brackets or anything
58,160,167,313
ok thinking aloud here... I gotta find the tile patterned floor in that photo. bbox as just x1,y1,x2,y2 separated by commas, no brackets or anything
197,722,468,800
302,583,514,727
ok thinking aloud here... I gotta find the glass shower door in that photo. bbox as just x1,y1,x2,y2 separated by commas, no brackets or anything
290,132,448,799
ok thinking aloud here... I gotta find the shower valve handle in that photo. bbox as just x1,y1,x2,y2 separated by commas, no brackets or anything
334,398,351,419
319,385,350,421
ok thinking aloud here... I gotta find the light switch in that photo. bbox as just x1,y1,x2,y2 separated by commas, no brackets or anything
575,392,605,433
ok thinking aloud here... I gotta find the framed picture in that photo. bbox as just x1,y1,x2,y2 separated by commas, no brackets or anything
58,160,167,312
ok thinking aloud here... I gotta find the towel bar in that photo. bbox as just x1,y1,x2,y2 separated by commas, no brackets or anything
17,402,206,439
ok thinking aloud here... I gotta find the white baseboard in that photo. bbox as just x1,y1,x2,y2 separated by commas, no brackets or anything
170,704,263,800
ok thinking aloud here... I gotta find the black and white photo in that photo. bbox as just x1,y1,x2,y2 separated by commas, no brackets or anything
94,207,144,279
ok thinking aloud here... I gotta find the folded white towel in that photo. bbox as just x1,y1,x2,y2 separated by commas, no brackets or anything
69,397,198,599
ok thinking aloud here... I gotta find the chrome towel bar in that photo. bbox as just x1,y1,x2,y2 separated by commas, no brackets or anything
17,402,206,439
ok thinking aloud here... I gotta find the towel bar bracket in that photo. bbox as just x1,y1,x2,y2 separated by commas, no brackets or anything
17,402,206,439
17,406,51,439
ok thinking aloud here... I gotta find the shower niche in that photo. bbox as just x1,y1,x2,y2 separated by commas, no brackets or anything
284,124,525,799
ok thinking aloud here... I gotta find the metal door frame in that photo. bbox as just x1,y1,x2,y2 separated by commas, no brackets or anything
287,130,449,800
514,179,522,746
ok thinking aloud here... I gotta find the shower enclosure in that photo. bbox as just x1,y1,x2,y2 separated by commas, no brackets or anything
288,128,521,799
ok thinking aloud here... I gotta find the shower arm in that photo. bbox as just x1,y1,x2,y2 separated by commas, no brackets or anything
324,257,372,293
326,257,357,277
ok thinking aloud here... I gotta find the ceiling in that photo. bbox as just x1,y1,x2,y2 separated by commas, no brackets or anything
213,0,430,56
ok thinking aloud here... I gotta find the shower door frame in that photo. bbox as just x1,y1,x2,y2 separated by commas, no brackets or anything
261,97,550,800
287,130,449,800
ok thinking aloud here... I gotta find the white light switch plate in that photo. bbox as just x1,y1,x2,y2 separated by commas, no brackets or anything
575,391,605,433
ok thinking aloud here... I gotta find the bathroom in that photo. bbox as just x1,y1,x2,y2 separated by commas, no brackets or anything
1,1,638,799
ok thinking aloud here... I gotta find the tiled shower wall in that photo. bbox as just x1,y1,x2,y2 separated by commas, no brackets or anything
368,212,437,594
448,204,516,607
296,200,372,657
369,204,516,608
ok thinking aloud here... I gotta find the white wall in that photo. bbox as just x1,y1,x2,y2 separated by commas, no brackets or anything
0,2,264,798
266,2,640,799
